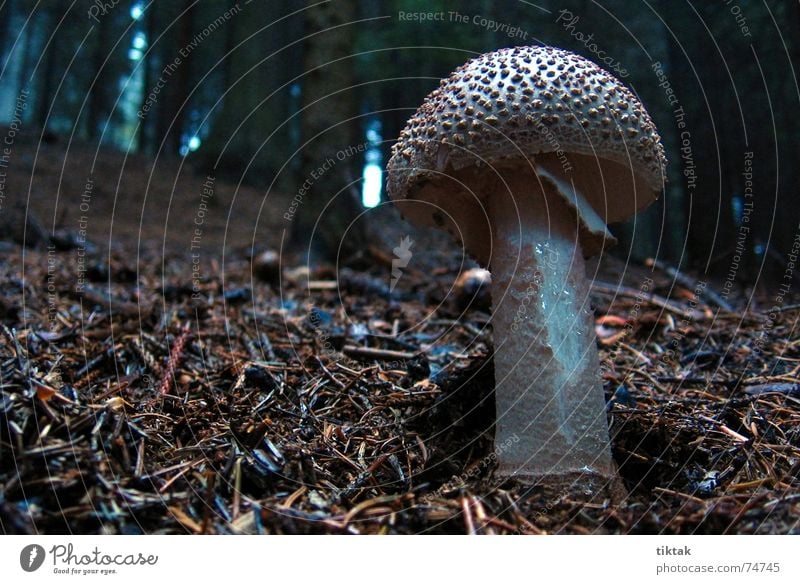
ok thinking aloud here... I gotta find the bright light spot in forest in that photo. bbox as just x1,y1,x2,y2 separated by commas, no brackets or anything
131,4,144,20
132,32,147,50
362,163,382,208
731,195,743,224
361,118,383,208
179,135,201,157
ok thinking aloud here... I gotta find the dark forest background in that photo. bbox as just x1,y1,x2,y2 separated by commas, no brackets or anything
0,0,798,283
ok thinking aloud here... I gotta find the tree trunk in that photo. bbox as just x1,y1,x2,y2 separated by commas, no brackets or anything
169,0,195,154
154,2,194,156
290,0,364,263
35,2,63,130
87,21,110,140
138,5,157,154
15,1,34,97
156,0,194,156
0,0,15,70
199,0,298,181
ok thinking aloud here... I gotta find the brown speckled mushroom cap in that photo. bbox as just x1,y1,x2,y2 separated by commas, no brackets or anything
386,45,667,255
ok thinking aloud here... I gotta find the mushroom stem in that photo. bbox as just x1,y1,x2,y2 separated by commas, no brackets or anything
488,171,614,483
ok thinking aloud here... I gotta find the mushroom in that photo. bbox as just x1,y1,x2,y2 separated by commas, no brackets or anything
454,267,492,312
386,45,666,486
252,249,281,286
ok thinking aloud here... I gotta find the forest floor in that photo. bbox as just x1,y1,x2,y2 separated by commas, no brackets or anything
1,133,799,534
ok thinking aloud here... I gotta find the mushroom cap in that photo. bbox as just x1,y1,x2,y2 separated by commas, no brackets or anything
386,45,667,241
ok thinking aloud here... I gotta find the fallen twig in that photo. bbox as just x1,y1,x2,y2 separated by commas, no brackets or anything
157,325,192,397
646,257,733,311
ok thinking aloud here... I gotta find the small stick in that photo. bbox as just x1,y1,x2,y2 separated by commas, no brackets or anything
718,425,749,443
135,439,146,477
74,345,114,379
2,325,36,397
722,493,770,534
201,470,216,535
341,495,397,524
158,325,192,396
471,496,494,535
461,496,476,535
72,368,102,390
342,345,419,362
159,465,193,493
1,324,26,373
167,506,202,534
591,281,704,321
280,486,307,509
618,342,652,366
232,459,243,522
645,257,733,311
258,333,276,361
307,280,338,291
429,318,487,338
315,357,346,388
131,335,162,375
78,286,149,317
480,515,520,534
697,414,749,442
652,486,704,504
728,478,774,492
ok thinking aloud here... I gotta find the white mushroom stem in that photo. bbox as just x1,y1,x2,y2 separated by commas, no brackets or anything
487,169,614,483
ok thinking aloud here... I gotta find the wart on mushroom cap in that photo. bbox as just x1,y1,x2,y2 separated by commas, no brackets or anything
387,45,666,487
